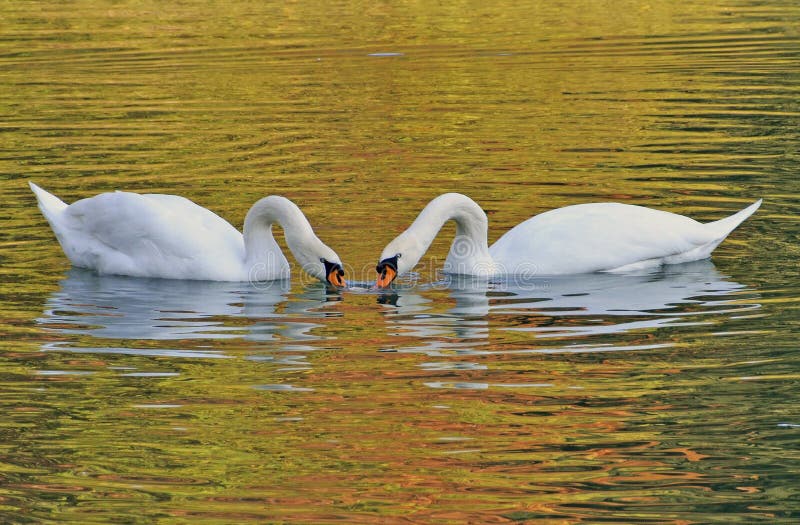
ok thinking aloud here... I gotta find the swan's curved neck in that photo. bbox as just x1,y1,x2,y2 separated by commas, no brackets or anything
243,196,325,269
410,193,488,248
398,193,495,275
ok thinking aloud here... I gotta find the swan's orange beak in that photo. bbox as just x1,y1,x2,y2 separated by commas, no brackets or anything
375,265,396,289
327,266,346,288
375,255,400,288
322,259,346,288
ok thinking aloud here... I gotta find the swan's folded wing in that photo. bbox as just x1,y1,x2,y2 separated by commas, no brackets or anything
489,203,718,275
63,192,244,277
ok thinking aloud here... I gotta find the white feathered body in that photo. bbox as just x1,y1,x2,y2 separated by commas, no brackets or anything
30,184,290,281
380,192,762,279
489,200,762,275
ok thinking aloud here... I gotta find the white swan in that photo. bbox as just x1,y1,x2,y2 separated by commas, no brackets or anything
375,193,761,287
30,182,346,285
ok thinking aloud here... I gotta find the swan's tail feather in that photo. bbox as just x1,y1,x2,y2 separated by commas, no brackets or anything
29,181,68,221
703,199,762,240
645,199,762,267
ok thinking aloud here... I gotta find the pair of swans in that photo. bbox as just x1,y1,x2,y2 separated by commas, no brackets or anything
30,183,761,287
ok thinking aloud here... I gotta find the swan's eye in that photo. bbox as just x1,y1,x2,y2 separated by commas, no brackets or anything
396,253,402,259
320,257,326,263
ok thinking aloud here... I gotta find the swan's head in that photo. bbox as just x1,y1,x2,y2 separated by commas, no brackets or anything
321,257,346,287
375,231,422,288
295,245,346,287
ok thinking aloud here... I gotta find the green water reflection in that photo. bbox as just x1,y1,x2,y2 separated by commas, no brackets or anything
2,0,799,522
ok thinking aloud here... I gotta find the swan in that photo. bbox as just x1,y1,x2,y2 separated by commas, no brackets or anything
30,182,346,286
374,193,761,287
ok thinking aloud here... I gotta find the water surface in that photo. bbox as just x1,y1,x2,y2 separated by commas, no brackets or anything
2,0,799,522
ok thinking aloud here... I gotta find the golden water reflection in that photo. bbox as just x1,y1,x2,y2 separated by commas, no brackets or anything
2,0,799,522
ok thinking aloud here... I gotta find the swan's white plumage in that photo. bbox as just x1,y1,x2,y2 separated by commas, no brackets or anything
379,193,761,278
491,202,738,274
63,191,248,280
30,182,339,282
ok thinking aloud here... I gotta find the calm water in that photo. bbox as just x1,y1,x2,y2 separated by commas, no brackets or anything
2,0,799,523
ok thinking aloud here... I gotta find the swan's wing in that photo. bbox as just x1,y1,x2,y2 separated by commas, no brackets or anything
489,203,718,275
62,192,244,278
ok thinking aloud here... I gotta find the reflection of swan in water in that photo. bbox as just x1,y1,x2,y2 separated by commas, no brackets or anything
486,260,753,316
378,261,759,354
38,269,337,343
377,285,491,341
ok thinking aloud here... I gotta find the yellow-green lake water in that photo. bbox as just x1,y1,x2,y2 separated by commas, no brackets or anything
2,1,799,523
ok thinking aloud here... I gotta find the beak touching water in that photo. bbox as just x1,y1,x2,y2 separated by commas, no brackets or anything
375,255,399,289
323,260,346,288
